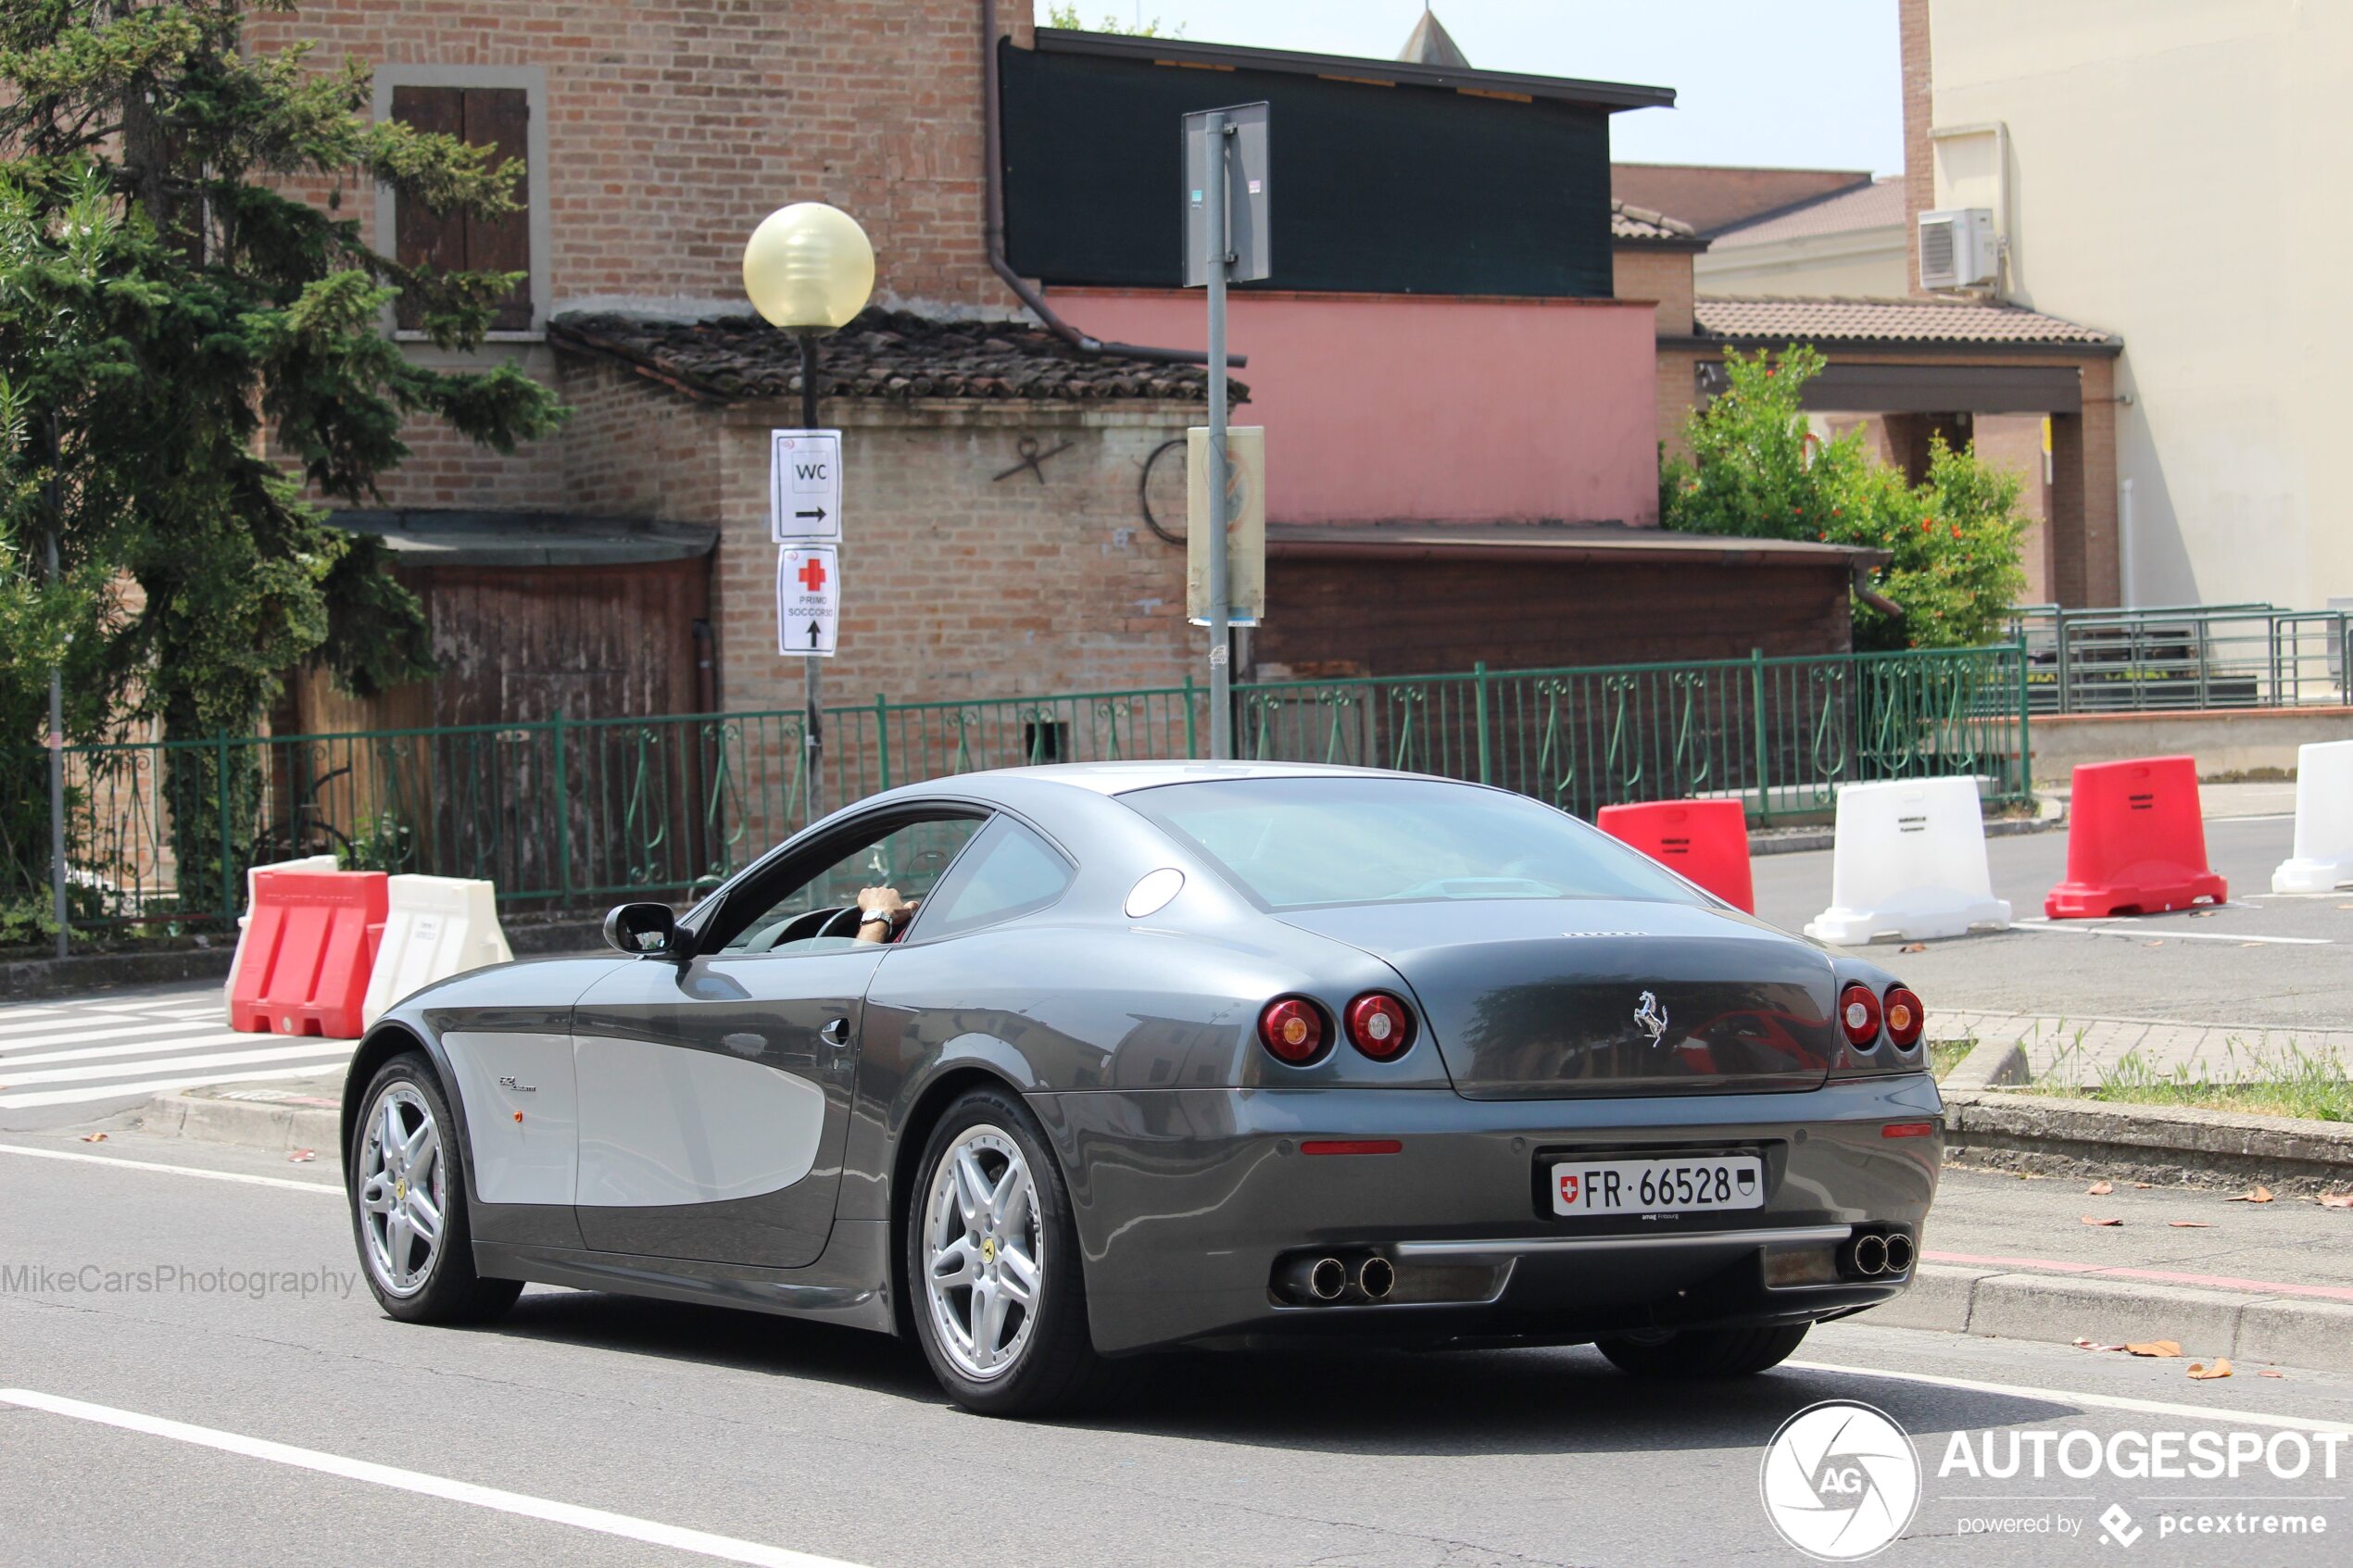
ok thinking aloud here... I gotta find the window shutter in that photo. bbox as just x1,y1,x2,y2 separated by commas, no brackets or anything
462,89,535,332
390,86,467,332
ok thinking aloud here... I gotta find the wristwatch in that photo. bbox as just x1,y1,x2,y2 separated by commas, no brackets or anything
859,909,893,927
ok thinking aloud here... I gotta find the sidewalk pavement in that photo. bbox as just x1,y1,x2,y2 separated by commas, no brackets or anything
1872,1164,2353,1374
1931,1007,2353,1088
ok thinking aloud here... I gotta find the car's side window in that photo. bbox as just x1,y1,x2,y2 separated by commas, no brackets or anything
908,818,1075,941
714,814,985,956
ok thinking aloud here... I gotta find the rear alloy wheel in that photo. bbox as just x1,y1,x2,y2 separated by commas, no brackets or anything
350,1052,522,1324
1596,1322,1811,1379
908,1085,1122,1417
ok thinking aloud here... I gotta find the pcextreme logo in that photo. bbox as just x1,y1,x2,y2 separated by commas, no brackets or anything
1759,1399,1922,1561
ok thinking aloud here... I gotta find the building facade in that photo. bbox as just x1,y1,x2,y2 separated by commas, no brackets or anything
1906,0,2353,609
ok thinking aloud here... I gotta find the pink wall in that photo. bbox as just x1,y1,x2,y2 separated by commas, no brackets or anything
1051,290,1661,526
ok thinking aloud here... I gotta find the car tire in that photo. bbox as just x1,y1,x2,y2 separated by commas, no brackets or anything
348,1051,522,1325
906,1084,1124,1418
1595,1322,1811,1379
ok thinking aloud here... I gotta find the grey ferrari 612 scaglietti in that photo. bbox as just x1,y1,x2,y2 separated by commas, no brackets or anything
342,762,1942,1416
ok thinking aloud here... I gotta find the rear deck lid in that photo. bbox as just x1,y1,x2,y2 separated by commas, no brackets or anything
1280,899,1839,1099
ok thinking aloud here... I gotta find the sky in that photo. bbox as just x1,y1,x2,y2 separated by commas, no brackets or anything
1064,1,1906,175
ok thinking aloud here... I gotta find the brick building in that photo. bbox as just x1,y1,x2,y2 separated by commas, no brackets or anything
263,2,1884,739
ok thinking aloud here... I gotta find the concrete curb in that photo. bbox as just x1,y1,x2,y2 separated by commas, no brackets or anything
1941,1087,2353,1193
4,916,603,1003
130,1089,343,1160
1858,1263,2353,1375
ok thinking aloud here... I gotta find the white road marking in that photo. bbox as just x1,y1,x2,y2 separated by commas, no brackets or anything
0,1389,869,1568
0,1143,339,1194
2010,917,2330,946
0,1061,354,1110
1,1030,258,1067
0,1018,256,1051
0,1013,140,1037
0,1041,359,1088
1789,1360,2353,1434
154,1006,232,1020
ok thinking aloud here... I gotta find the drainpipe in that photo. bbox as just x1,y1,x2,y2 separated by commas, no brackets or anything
980,0,1242,369
1852,564,1906,622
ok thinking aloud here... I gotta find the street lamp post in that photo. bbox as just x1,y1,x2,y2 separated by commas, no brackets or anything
742,202,875,823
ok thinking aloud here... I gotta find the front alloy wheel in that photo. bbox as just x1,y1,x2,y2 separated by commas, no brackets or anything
905,1085,1123,1416
347,1052,522,1324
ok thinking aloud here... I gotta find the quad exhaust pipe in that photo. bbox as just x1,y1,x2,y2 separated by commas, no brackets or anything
1275,1252,1395,1304
1843,1231,1913,1279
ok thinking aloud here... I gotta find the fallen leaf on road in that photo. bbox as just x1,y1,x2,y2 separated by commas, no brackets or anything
2188,1359,2233,1380
80,1132,107,1143
2124,1340,2183,1358
2082,1214,2123,1226
2074,1337,2126,1352
2086,1180,2114,1196
2133,1182,2154,1189
2143,940,2165,947
2190,910,2218,919
288,1148,316,1163
2319,1192,2353,1209
2168,1220,2214,1228
1900,943,1927,954
2259,1370,2286,1379
2226,1185,2276,1204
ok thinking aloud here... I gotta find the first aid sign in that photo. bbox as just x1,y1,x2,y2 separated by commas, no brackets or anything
770,430,841,543
777,546,839,658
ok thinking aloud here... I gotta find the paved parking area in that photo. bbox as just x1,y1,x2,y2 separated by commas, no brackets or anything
1751,808,2353,1075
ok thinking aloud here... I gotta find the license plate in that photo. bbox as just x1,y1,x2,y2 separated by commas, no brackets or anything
1550,1155,1764,1216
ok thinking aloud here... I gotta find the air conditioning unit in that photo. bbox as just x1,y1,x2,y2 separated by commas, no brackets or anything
1918,207,1999,290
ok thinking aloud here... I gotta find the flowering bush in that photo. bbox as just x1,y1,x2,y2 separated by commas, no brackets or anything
1660,345,2029,651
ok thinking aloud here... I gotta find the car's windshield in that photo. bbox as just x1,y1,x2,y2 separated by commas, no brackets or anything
1121,776,1709,910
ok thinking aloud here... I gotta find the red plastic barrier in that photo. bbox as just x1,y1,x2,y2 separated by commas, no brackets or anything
1597,799,1755,912
228,870,389,1038
2045,756,2226,919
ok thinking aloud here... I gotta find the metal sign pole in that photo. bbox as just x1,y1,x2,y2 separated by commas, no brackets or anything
44,529,67,961
1204,111,1232,761
798,333,824,822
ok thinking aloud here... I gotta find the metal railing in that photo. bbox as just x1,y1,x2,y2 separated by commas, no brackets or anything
2011,604,2353,714
8,643,2031,938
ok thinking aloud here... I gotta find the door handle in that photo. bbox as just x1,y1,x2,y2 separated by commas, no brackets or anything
819,1016,853,1048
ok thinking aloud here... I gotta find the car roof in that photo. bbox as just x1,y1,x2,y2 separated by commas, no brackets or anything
957,760,1408,797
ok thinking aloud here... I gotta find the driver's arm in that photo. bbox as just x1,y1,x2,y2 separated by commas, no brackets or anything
854,885,911,944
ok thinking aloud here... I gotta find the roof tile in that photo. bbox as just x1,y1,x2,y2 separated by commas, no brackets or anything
547,308,1227,405
1610,198,1700,243
1693,296,2117,346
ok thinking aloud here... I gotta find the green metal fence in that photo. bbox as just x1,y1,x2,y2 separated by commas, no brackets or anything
7,642,2030,938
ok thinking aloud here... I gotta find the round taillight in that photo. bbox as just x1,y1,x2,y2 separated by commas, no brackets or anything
1883,985,1924,1049
1258,997,1327,1064
1343,992,1416,1060
1838,983,1882,1049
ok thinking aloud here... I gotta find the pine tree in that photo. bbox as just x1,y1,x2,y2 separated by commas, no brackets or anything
0,2,564,934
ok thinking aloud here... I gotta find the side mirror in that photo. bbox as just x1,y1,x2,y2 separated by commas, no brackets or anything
604,902,687,958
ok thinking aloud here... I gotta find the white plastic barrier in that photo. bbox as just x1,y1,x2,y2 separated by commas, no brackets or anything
222,854,340,1024
360,875,514,1028
1804,776,2012,945
2272,740,2353,893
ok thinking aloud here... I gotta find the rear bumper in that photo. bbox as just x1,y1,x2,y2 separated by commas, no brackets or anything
1029,1074,1943,1355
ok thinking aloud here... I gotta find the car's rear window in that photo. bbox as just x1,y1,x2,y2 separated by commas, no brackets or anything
1121,776,1708,911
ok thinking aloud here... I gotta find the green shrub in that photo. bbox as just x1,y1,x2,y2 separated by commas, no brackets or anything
1661,345,2030,651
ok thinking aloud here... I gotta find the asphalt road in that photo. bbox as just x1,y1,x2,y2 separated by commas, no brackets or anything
6,1126,2349,1568
1751,811,2353,1030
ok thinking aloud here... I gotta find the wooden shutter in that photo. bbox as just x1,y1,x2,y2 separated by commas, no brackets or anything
462,89,534,332
391,85,465,331
390,84,534,333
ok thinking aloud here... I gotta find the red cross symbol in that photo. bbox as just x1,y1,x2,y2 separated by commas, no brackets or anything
796,558,827,593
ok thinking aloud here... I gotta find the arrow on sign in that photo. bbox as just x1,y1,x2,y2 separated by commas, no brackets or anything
806,621,822,650
796,507,828,523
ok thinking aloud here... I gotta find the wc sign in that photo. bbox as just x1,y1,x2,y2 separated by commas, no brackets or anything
769,429,842,543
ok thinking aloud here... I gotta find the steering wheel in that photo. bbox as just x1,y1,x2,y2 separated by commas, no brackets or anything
758,905,858,951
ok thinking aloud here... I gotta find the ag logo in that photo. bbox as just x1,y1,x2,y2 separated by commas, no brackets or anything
1758,1399,1920,1561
